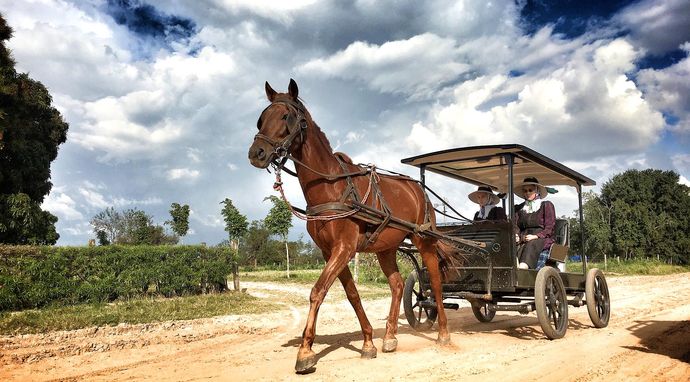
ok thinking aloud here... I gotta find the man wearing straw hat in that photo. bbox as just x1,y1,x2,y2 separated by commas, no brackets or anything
513,177,556,269
468,185,507,222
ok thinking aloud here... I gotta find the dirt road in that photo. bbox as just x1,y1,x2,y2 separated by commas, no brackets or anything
2,272,689,381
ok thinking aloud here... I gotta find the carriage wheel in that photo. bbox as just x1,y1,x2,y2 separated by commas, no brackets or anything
586,268,610,328
471,302,496,323
403,270,437,330
535,266,568,339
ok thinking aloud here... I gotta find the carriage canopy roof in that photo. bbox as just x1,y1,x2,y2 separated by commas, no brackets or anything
401,144,596,193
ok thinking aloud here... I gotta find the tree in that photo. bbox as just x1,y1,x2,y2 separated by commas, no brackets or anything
599,169,690,264
89,207,177,245
96,230,110,246
0,193,58,244
167,202,190,238
0,15,68,244
90,207,121,244
220,198,248,290
263,195,293,278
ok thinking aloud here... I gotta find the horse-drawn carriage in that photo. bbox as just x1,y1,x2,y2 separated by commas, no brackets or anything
249,79,610,373
397,145,610,340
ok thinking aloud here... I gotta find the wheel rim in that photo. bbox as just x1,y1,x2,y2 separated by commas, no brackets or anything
545,275,567,330
412,281,434,324
594,275,610,320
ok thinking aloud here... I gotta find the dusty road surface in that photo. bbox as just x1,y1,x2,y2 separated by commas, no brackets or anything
1,272,689,381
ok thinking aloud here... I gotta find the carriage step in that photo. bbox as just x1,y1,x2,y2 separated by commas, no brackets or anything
419,301,459,310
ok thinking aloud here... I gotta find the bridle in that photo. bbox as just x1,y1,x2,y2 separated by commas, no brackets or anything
254,99,308,167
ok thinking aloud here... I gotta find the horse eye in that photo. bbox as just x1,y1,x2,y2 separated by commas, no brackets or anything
281,114,288,120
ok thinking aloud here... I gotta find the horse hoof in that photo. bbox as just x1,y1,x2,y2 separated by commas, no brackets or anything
361,344,377,359
295,351,317,374
436,335,451,346
382,338,398,353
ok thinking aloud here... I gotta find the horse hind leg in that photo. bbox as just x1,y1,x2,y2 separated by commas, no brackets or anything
376,249,403,353
337,265,377,359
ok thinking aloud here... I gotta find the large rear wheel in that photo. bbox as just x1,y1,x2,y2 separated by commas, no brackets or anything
535,266,568,339
586,268,610,328
403,270,437,330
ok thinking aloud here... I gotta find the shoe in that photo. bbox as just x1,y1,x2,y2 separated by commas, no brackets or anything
518,262,529,269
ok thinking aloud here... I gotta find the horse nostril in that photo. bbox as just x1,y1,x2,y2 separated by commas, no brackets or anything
257,147,266,160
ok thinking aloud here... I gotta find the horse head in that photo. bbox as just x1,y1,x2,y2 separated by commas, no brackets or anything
248,79,307,169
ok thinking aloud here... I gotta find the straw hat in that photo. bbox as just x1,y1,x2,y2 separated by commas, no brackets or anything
513,177,548,199
468,185,500,205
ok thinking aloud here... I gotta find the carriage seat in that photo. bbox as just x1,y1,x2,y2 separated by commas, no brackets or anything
535,219,569,271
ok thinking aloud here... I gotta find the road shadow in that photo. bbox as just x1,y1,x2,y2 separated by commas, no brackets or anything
398,308,593,341
623,320,690,363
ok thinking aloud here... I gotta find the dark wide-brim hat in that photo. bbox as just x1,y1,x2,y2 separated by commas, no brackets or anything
513,177,548,199
468,185,500,205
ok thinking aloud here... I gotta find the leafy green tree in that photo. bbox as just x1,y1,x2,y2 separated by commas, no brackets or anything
96,230,110,246
220,198,248,250
167,202,190,238
220,198,248,290
0,193,58,244
0,15,67,244
600,169,690,264
90,207,177,245
264,195,293,277
90,207,121,244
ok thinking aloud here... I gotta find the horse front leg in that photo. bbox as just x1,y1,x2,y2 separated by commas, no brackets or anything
414,237,451,345
376,249,403,352
295,242,357,373
336,266,377,358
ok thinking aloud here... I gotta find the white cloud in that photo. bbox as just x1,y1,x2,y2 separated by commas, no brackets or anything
615,0,690,55
406,38,664,159
167,168,200,180
42,192,84,221
112,197,163,207
78,187,110,209
637,45,690,135
298,33,471,98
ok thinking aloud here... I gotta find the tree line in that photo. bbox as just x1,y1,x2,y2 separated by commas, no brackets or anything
88,196,322,274
568,169,690,265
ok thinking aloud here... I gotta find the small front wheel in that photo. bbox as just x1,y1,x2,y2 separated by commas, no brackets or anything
403,270,437,330
586,268,610,328
535,266,568,339
471,302,496,323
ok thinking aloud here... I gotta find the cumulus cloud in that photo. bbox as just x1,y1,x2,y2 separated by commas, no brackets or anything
406,38,664,159
167,168,200,180
298,33,470,98
42,192,84,221
78,187,110,209
637,44,690,135
614,0,690,55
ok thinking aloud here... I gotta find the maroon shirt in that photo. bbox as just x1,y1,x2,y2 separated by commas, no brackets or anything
514,200,556,251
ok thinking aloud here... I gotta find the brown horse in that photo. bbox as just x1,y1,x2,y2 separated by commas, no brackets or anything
248,79,451,373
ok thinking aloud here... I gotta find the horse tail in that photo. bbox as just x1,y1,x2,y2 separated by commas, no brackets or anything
435,240,454,282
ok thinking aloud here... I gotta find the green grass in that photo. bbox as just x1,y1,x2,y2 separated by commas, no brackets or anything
0,291,278,335
566,259,690,275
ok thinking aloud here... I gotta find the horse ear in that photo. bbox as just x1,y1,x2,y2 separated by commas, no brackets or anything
288,78,299,100
265,81,277,102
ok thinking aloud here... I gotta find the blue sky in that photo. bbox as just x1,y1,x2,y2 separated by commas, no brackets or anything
1,0,689,245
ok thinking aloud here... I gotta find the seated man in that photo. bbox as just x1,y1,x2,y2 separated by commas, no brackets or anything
468,185,507,221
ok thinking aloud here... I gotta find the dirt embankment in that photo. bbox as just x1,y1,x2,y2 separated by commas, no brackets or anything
1,273,690,381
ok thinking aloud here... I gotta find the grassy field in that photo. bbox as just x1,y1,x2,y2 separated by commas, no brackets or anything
0,291,278,335
2,259,687,335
